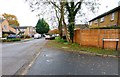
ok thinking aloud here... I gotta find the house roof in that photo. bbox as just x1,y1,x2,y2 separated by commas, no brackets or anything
16,26,31,29
89,6,120,22
12,26,20,29
75,24,88,29
19,26,28,29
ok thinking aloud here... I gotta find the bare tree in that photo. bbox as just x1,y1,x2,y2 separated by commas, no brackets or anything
25,0,100,42
65,0,99,42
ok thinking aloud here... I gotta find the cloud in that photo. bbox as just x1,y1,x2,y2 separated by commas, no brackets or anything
0,0,38,26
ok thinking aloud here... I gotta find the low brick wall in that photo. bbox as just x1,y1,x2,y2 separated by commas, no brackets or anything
74,29,120,50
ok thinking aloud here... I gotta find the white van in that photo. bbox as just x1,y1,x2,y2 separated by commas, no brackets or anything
34,34,41,39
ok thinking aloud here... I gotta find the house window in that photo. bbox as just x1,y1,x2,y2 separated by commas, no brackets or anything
94,19,98,23
111,13,114,20
100,17,104,22
90,22,92,26
4,25,7,29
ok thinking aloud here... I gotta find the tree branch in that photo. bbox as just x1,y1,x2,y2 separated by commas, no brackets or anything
50,1,61,11
65,2,70,13
54,6,60,23
74,0,83,16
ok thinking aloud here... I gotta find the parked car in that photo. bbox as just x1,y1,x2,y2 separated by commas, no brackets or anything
34,34,41,39
7,34,20,39
45,34,55,40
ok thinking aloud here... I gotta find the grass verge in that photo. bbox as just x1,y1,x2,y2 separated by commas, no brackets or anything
46,37,119,56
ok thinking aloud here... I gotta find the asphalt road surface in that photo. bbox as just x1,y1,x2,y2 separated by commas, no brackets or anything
27,48,118,75
2,38,46,75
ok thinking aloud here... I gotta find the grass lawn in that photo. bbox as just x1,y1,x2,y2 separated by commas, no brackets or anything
46,37,119,56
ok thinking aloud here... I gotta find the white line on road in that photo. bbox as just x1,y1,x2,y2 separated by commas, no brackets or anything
18,48,42,75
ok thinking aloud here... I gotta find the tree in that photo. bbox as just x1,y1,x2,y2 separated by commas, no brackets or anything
2,13,20,26
65,0,99,43
36,18,50,34
49,1,69,41
26,0,99,42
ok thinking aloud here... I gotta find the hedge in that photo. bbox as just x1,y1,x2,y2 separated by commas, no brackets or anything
2,38,21,42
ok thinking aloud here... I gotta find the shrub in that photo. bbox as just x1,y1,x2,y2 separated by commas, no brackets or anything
55,37,67,42
2,34,8,38
25,35,31,38
2,38,21,42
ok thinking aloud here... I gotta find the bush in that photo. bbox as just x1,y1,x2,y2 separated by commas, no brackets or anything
2,38,21,42
2,34,8,38
55,37,67,43
25,35,31,38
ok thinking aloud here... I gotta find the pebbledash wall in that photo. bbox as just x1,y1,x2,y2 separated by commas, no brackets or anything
74,29,120,50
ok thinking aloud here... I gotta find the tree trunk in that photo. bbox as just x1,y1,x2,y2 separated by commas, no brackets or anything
68,13,75,43
58,20,62,39
61,2,70,42
63,15,70,42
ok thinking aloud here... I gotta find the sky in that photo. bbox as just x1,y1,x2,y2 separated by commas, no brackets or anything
0,0,120,27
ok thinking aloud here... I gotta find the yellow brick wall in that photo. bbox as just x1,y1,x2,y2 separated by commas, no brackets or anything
119,11,120,26
99,11,118,27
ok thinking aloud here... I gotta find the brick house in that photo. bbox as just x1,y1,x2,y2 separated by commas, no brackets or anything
89,6,120,28
19,26,35,37
0,19,16,38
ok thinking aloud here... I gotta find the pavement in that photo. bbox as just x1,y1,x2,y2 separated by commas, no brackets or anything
1,38,119,75
2,38,46,75
27,47,118,75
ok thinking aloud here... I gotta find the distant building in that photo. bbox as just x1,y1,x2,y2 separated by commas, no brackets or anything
62,24,88,36
0,19,16,38
89,6,120,28
19,26,35,37
74,24,88,30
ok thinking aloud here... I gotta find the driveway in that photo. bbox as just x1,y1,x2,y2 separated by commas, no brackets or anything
27,47,118,75
2,38,46,75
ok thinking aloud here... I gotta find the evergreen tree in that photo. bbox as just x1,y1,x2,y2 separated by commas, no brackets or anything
36,18,50,34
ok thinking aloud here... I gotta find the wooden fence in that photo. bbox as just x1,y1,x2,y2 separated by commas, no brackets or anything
74,29,120,50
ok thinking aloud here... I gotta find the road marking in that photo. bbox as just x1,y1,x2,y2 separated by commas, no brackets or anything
21,48,42,75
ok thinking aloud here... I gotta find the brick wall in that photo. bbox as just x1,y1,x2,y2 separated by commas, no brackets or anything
74,29,120,50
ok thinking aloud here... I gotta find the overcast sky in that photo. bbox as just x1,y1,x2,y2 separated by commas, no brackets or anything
0,0,120,27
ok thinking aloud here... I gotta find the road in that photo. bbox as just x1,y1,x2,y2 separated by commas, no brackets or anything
2,38,46,75
27,48,118,75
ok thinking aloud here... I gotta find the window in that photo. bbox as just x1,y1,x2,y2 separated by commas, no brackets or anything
111,13,114,20
4,25,7,29
89,22,92,26
94,19,98,23
100,17,104,22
